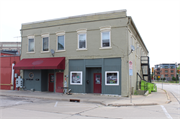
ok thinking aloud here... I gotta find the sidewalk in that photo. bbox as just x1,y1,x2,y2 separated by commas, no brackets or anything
0,88,170,106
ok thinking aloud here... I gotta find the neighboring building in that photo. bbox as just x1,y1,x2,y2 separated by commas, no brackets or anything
14,10,149,96
154,63,177,80
0,42,21,52
0,51,20,90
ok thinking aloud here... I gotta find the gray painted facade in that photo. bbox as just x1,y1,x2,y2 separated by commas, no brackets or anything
20,10,149,96
69,58,121,95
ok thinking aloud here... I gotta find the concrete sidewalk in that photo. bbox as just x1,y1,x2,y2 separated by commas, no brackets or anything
0,88,170,106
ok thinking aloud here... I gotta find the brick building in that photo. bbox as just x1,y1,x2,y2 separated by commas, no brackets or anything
0,42,21,52
154,63,177,80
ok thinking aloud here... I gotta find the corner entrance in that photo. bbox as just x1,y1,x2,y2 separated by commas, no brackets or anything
86,67,101,93
49,73,54,92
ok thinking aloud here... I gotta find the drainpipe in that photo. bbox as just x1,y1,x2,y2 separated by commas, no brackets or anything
11,63,15,90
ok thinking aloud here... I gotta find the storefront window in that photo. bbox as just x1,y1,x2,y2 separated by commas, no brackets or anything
105,71,119,85
70,71,82,85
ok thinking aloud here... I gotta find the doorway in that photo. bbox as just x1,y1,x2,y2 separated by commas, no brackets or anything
93,73,101,93
86,67,101,93
48,73,54,92
56,72,63,93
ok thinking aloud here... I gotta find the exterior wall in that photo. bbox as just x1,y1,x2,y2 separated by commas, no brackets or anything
0,56,20,90
127,27,148,91
69,58,121,95
23,70,42,91
23,70,57,91
21,17,129,96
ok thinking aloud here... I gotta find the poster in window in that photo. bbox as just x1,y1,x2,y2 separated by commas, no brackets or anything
70,71,82,85
95,75,100,84
50,75,54,83
105,71,119,85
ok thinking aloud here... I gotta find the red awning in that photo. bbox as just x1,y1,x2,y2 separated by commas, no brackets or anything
13,57,65,70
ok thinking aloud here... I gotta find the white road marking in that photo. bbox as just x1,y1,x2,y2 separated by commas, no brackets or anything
54,101,58,107
160,105,173,119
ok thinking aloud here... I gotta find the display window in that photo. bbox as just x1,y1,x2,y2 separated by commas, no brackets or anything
105,71,119,85
70,71,82,85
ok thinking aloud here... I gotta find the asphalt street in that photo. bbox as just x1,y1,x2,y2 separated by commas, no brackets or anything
0,93,179,119
156,83,180,103
0,83,179,119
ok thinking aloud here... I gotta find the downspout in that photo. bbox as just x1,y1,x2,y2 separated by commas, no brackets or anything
127,17,131,97
11,63,15,90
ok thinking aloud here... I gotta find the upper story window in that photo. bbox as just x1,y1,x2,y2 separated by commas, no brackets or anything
77,29,87,50
56,31,65,51
41,34,49,52
27,36,35,52
164,66,168,69
165,70,168,73
171,70,174,73
170,66,174,69
100,26,111,48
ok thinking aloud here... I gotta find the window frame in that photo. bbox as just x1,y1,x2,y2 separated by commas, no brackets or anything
70,71,83,85
41,34,50,53
77,29,87,50
164,66,168,69
56,31,65,52
100,26,111,49
105,71,119,86
27,35,35,53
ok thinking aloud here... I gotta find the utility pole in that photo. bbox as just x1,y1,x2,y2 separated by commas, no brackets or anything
175,62,177,83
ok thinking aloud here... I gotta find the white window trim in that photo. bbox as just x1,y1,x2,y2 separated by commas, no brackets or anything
27,35,35,53
41,34,50,53
100,26,111,49
56,31,65,52
70,71,83,85
77,29,87,50
105,71,119,86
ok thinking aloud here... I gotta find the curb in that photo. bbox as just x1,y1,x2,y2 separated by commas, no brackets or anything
0,93,161,107
158,88,171,104
107,103,158,106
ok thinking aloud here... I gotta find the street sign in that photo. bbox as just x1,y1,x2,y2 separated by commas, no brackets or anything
161,75,164,78
129,61,133,69
129,61,133,76
129,69,133,76
158,76,160,78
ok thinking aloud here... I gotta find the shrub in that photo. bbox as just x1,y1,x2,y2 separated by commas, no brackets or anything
172,76,176,81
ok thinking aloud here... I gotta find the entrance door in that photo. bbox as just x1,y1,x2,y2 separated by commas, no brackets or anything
93,73,101,93
56,72,63,93
49,74,54,92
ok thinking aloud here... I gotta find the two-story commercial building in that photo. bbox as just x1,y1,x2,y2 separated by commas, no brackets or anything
14,10,149,96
